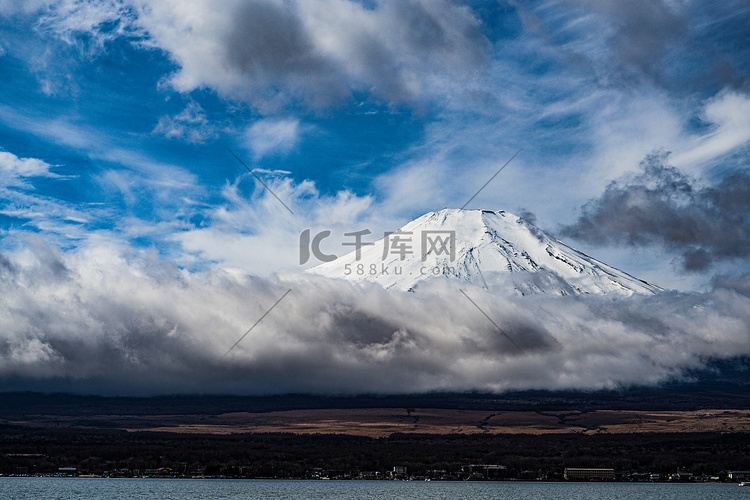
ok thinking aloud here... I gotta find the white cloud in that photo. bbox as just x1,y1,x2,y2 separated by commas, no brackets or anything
6,0,492,109
0,0,53,17
673,91,750,169
0,150,57,179
153,102,216,144
127,0,489,109
0,150,111,246
35,0,141,49
172,174,378,275
244,118,301,159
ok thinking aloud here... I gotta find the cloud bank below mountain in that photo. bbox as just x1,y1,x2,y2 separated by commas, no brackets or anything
1,238,748,395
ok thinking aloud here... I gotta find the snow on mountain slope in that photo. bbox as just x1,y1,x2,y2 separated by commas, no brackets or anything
308,209,661,296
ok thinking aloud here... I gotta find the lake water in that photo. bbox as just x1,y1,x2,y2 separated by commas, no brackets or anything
0,478,744,499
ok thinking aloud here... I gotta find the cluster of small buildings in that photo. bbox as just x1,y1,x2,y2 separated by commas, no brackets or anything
563,468,750,482
303,467,750,482
4,465,750,482
307,465,508,481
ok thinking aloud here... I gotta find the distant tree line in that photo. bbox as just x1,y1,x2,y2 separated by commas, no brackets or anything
1,424,749,479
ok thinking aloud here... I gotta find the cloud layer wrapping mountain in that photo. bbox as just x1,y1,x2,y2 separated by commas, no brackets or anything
1,238,749,395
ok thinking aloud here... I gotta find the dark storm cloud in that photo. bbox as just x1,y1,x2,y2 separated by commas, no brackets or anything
561,152,750,271
222,0,349,107
1,239,749,395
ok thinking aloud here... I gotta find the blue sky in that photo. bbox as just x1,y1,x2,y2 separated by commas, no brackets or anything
1,0,750,290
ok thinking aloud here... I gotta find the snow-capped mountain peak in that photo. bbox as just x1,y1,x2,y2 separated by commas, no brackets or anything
308,209,660,296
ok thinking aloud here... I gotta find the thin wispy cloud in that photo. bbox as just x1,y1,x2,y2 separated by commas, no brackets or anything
245,118,301,160
153,102,216,144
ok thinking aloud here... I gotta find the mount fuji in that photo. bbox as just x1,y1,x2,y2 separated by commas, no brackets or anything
309,209,661,296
